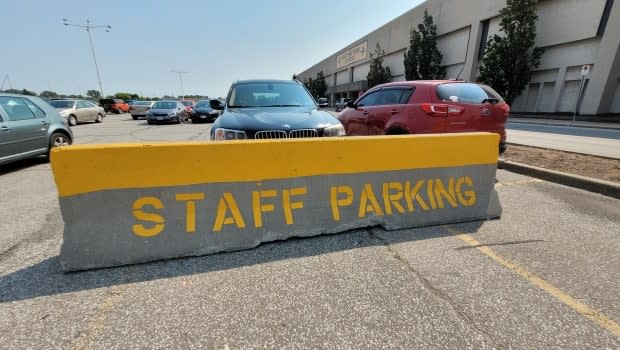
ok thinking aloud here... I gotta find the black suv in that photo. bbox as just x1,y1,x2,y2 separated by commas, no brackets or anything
209,79,345,140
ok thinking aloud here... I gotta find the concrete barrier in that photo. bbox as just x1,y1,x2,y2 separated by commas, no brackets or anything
51,133,502,271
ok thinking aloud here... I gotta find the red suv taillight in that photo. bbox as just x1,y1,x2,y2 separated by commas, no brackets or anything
421,103,464,117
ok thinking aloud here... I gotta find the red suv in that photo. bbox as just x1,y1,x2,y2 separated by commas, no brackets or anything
338,80,509,153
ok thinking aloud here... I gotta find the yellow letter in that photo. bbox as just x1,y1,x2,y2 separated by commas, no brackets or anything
427,180,437,209
456,176,477,206
330,185,354,221
404,180,429,212
175,193,205,233
252,189,277,228
433,178,458,209
358,184,384,218
132,196,165,237
382,182,405,215
213,192,246,232
282,187,307,225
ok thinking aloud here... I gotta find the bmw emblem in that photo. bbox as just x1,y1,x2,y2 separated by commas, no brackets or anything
282,124,291,128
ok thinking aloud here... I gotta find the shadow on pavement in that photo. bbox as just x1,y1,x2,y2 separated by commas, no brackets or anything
0,220,488,303
0,157,48,175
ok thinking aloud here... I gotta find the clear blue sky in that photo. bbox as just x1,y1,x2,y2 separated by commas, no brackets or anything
1,0,424,98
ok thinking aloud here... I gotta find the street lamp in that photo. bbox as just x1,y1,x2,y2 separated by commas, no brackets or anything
170,67,189,100
62,18,111,98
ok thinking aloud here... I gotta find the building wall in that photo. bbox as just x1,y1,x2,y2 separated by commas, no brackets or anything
297,0,620,115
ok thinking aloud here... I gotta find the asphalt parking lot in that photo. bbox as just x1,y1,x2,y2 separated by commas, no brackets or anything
1,114,618,349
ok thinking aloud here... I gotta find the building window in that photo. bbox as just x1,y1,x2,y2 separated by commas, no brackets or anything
478,20,490,60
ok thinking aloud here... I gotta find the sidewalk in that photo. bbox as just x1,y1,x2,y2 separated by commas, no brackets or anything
509,115,620,130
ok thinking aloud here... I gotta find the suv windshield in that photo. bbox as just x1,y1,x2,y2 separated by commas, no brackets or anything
152,101,177,109
195,101,210,108
181,101,193,107
49,100,74,108
228,82,316,108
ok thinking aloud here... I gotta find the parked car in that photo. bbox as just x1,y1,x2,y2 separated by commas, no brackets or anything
48,99,105,126
335,97,354,112
317,97,329,108
180,100,195,113
129,101,154,120
146,100,188,124
338,80,509,153
210,79,345,140
0,93,73,165
191,99,219,123
100,98,130,114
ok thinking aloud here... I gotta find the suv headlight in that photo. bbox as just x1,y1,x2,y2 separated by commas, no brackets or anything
323,124,346,137
214,128,247,140
169,111,177,116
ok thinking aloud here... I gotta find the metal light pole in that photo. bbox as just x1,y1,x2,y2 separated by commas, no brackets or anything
171,67,188,100
63,18,111,99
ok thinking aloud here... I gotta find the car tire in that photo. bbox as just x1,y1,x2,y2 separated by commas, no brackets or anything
95,113,104,123
147,120,153,125
68,115,77,126
387,127,409,135
132,115,138,120
47,132,72,160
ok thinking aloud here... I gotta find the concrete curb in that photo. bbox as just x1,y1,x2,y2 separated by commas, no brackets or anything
498,160,620,199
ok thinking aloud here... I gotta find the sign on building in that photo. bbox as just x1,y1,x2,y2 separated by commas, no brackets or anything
337,41,368,69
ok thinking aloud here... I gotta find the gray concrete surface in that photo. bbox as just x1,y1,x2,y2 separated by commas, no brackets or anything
506,122,620,159
1,114,618,349
57,163,500,271
508,117,620,130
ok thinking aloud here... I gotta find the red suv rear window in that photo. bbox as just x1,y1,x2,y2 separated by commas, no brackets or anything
436,83,502,104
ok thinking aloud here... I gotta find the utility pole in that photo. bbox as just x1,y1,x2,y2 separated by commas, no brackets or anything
1,74,12,91
63,18,111,99
170,67,189,100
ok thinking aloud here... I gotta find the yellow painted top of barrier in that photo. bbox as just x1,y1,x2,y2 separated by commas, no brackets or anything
51,133,499,197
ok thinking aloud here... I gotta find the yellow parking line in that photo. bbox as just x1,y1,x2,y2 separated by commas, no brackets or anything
444,225,620,338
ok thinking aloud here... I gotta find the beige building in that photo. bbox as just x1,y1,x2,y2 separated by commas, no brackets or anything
297,0,619,116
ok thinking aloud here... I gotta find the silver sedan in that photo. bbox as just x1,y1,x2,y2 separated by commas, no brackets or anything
49,99,105,126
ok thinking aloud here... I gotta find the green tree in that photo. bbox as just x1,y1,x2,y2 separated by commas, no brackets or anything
87,89,101,99
303,71,327,99
314,71,327,98
403,9,445,80
2,88,37,96
478,0,544,105
303,77,315,97
39,90,59,99
114,92,139,101
367,43,392,88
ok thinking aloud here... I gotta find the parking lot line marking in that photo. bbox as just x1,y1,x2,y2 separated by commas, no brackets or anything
444,225,620,338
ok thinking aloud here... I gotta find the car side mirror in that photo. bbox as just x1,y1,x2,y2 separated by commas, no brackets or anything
346,100,356,109
210,100,224,110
